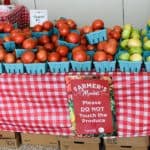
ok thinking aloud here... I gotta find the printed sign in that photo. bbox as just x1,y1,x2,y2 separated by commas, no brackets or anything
71,79,113,134
30,10,48,27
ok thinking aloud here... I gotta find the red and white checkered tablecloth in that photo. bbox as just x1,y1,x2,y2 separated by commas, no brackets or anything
0,72,150,137
0,5,29,28
0,73,72,136
113,72,150,137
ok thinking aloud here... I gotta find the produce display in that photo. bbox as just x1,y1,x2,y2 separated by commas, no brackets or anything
0,18,150,73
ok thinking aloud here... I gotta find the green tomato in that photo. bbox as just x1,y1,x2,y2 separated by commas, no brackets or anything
129,47,142,55
146,56,150,62
118,52,130,61
143,40,150,50
129,53,142,61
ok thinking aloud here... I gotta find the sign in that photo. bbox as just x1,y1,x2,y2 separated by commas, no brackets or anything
30,10,48,27
71,79,113,135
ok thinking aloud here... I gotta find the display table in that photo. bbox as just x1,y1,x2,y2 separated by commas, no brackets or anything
0,72,150,137
0,5,29,28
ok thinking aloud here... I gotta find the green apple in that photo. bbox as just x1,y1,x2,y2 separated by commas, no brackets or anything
118,52,130,61
129,47,142,55
130,32,140,39
121,29,131,39
143,36,149,42
146,56,150,61
129,53,142,61
143,40,150,50
141,29,147,37
123,24,132,31
120,39,129,49
128,38,142,48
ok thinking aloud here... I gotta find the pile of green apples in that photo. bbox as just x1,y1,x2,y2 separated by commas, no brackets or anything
118,24,143,61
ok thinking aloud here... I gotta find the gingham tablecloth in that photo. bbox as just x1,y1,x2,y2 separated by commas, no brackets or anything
0,5,29,28
0,73,72,135
113,72,150,137
0,72,150,137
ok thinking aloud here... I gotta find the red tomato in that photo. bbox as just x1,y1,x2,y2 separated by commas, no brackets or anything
66,32,80,44
10,29,22,40
66,19,77,29
72,50,87,62
22,38,37,49
105,43,117,55
48,52,61,62
13,33,26,44
111,30,121,40
87,44,95,51
44,42,54,51
59,24,70,37
61,57,68,61
108,38,118,47
80,36,88,45
0,22,4,32
3,36,11,42
107,54,113,61
82,25,93,34
33,24,43,32
42,20,53,30
72,45,86,55
4,53,16,63
51,34,58,43
39,35,50,45
97,41,107,51
36,49,48,62
0,39,3,45
0,48,7,61
3,23,14,33
93,51,107,61
22,27,32,38
92,19,104,31
113,25,122,33
55,19,67,28
56,45,69,57
21,50,35,63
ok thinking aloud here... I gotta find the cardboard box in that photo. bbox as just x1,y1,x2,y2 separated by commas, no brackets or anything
21,133,58,148
0,131,18,139
0,134,21,148
59,136,100,150
104,136,149,150
104,136,149,147
105,145,148,150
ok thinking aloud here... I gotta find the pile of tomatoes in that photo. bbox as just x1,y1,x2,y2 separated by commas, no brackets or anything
0,18,122,67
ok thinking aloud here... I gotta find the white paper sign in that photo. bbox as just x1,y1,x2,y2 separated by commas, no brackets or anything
30,10,48,27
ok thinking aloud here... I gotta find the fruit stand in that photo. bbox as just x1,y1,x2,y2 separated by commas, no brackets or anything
0,5,150,149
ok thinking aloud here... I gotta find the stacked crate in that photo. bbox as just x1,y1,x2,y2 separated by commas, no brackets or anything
0,131,21,148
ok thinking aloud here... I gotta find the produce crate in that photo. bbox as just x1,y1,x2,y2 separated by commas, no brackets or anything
104,136,149,150
4,63,24,74
70,51,94,72
116,51,142,72
0,131,19,139
86,29,107,44
59,136,101,150
0,33,9,38
15,49,37,58
93,61,116,72
0,63,3,74
3,41,16,52
31,28,53,38
47,61,70,73
24,63,47,74
58,40,79,50
0,134,21,149
118,60,142,72
143,51,150,72
21,133,58,147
